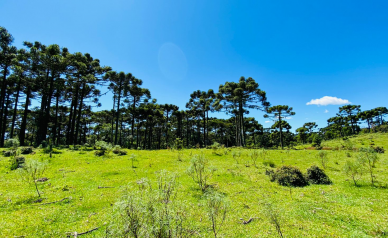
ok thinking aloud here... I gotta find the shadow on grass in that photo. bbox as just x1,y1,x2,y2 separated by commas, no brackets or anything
14,196,46,205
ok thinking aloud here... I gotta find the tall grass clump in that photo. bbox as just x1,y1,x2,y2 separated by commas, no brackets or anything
186,154,216,192
108,171,193,237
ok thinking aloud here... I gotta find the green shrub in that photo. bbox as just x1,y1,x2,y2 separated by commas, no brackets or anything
343,160,363,186
267,165,309,187
40,140,47,148
5,138,20,149
372,146,385,154
263,159,276,168
10,156,25,170
112,145,121,154
20,147,33,155
107,172,190,238
210,142,222,155
312,135,322,148
186,154,216,192
112,145,127,156
94,150,105,156
306,165,332,185
3,150,12,157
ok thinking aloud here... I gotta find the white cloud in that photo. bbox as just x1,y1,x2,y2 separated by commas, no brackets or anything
265,121,271,123
306,96,351,106
285,117,293,119
324,109,329,113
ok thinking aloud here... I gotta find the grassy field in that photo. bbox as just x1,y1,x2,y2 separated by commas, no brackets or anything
1,133,387,237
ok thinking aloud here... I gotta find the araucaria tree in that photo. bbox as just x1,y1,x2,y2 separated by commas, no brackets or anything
186,89,216,147
264,105,295,149
216,77,269,147
0,26,17,147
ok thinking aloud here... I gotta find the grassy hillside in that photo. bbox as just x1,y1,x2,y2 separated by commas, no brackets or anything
1,133,387,237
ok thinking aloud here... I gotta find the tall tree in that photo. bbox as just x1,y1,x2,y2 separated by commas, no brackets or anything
0,26,17,146
264,105,295,149
373,107,388,125
303,122,317,134
186,89,216,147
105,71,130,145
127,77,151,148
23,41,70,146
339,105,361,134
216,76,269,146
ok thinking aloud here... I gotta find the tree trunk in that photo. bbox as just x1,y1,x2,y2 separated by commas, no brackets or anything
66,96,74,144
1,93,11,142
0,65,9,146
75,82,86,145
279,115,283,149
70,84,79,145
10,76,22,138
114,82,122,145
53,92,60,145
19,86,31,146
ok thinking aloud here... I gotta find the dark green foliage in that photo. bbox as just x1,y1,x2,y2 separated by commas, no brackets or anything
266,165,309,187
20,147,33,154
10,156,25,170
372,146,385,154
174,137,184,150
40,140,47,148
4,138,20,148
94,150,105,156
306,165,332,185
3,150,12,157
312,134,322,148
112,145,127,155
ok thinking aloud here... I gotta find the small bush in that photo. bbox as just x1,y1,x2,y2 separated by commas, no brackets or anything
372,146,385,154
10,156,25,170
263,159,276,168
5,138,20,149
312,135,322,148
20,147,33,155
210,142,222,155
112,145,121,154
3,150,12,157
267,165,309,187
186,154,216,192
40,140,48,148
343,160,363,186
94,150,105,156
112,145,127,156
306,165,332,185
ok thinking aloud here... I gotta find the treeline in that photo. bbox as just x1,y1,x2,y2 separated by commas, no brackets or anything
0,26,387,149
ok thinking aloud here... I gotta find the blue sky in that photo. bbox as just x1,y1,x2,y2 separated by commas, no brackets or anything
1,0,387,130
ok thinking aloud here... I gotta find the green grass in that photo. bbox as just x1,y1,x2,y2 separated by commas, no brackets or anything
1,134,387,237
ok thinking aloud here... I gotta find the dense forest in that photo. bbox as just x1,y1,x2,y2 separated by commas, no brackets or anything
1,26,387,149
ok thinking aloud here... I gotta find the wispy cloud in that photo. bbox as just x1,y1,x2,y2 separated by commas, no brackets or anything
265,121,271,123
324,109,329,113
306,96,351,106
285,117,293,119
